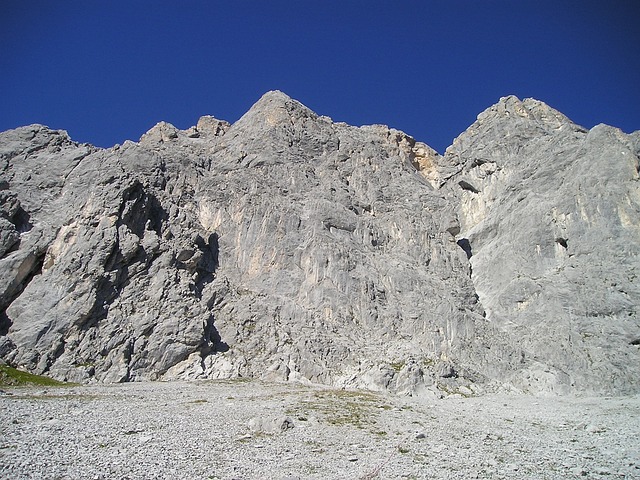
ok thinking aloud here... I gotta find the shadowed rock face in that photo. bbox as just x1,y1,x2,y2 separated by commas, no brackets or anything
0,91,638,395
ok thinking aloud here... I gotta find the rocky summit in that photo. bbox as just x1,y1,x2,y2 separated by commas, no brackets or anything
0,91,638,395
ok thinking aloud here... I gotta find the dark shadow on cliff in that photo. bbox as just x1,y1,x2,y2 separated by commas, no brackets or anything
120,182,168,237
0,310,11,336
457,238,473,259
203,314,229,353
191,233,220,299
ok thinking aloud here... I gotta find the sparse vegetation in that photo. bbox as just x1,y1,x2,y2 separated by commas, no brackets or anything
0,365,68,387
389,361,405,372
291,389,382,429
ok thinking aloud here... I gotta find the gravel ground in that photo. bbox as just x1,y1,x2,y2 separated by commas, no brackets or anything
1,380,639,479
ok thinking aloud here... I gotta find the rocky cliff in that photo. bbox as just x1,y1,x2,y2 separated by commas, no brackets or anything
1,91,638,395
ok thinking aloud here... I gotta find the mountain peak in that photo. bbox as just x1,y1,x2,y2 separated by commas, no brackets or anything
475,95,581,131
235,90,318,129
258,89,293,102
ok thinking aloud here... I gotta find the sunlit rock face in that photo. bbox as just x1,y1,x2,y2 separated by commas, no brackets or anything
442,96,640,394
0,91,638,395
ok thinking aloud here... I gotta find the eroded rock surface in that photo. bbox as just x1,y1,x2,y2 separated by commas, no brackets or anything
444,96,640,394
0,91,638,394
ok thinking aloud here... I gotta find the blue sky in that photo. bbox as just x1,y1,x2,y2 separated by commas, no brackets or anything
1,1,638,153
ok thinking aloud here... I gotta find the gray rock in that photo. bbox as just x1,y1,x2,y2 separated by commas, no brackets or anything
442,96,640,394
247,415,294,434
0,91,638,395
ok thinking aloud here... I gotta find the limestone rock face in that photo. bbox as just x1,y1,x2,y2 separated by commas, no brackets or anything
444,96,640,394
0,91,638,395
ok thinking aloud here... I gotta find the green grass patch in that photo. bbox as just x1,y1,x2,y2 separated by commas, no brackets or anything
389,361,405,372
0,365,69,387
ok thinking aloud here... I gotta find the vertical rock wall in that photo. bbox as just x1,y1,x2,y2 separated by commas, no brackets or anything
0,91,638,395
444,96,640,394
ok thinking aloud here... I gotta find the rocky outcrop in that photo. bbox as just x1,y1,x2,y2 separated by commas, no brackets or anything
443,96,640,394
0,91,638,395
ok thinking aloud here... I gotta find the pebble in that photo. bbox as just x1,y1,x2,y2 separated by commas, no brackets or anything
1,381,638,480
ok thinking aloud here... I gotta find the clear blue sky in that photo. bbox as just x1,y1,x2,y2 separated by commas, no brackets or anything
1,1,638,153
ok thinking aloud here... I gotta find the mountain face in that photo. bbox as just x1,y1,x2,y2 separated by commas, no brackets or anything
1,91,638,395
